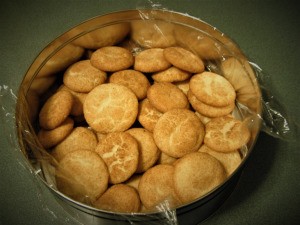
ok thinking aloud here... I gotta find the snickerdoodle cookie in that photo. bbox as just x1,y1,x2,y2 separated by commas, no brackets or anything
95,132,139,184
173,152,226,204
83,83,138,133
153,109,205,158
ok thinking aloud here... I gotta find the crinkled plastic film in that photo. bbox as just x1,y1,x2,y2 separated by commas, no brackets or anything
0,5,298,225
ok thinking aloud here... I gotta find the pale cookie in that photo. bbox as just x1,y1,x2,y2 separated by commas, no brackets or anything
90,46,134,72
198,145,242,176
204,116,251,152
152,66,191,83
52,127,98,162
126,128,160,173
55,150,109,203
109,69,150,100
174,79,190,95
134,48,171,73
163,47,204,73
153,109,205,158
137,98,163,132
93,184,140,213
189,72,236,107
59,85,87,116
83,83,138,133
38,117,74,149
157,151,177,165
72,23,130,49
63,60,107,93
95,132,139,184
188,90,235,117
138,164,181,210
173,152,226,204
39,90,73,130
147,82,189,113
131,20,176,48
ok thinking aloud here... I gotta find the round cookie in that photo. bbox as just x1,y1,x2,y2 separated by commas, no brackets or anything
163,47,204,73
134,48,171,73
90,46,134,72
157,151,177,165
173,152,226,204
138,164,180,210
147,82,189,113
198,145,242,176
153,109,205,158
55,150,109,203
109,69,150,100
37,117,74,149
126,128,160,173
52,127,98,161
63,60,107,93
152,66,191,83
137,98,163,132
39,90,73,130
59,85,87,116
188,90,235,117
93,184,140,213
83,83,138,133
204,116,251,152
95,132,139,184
189,72,236,107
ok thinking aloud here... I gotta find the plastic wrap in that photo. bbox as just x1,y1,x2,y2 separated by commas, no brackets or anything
0,6,298,225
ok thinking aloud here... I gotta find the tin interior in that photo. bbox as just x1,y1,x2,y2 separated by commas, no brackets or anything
15,9,262,223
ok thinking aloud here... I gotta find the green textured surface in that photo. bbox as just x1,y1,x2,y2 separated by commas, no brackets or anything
0,1,299,225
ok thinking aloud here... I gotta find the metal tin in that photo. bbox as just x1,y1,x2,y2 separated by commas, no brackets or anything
16,9,262,225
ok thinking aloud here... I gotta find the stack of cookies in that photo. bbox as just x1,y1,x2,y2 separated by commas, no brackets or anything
36,40,251,213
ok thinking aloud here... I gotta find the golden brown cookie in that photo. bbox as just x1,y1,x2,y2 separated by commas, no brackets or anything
126,128,160,173
174,79,190,96
204,116,251,152
55,150,109,203
153,109,205,158
188,90,235,117
189,72,236,107
195,111,212,125
39,90,73,130
37,117,74,149
90,46,134,72
163,47,204,73
152,66,191,83
59,85,87,116
137,98,163,132
147,82,189,113
63,60,107,93
108,69,150,100
52,127,98,161
198,145,242,176
173,152,226,204
83,83,138,133
134,48,171,73
125,174,142,190
95,132,139,184
138,164,180,210
93,184,140,213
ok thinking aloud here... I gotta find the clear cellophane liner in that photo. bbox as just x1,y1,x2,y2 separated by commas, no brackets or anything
0,5,298,225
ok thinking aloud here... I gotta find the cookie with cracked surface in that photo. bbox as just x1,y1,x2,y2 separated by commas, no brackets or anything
153,108,204,158
204,116,251,152
95,132,139,184
83,83,138,133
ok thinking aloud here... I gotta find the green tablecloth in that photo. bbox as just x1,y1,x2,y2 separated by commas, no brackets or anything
1,1,299,224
